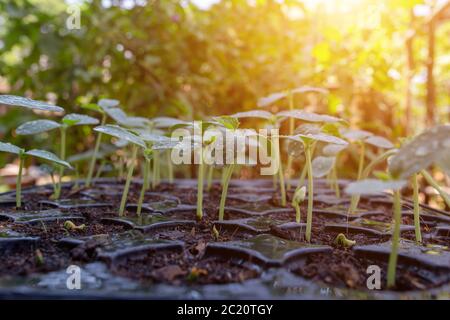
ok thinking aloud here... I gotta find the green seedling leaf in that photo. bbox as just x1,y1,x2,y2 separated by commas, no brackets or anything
287,133,348,145
143,149,154,161
257,91,287,107
0,141,24,155
341,129,373,141
63,113,99,126
0,95,64,113
293,186,306,204
25,149,73,169
312,156,335,178
213,116,240,130
277,110,342,123
231,110,274,120
345,179,406,195
67,144,116,163
137,131,171,143
153,117,187,128
152,141,181,150
113,138,129,148
373,171,391,181
323,144,347,156
104,107,149,128
94,125,146,148
81,103,103,113
257,86,328,108
16,120,61,135
365,135,394,149
389,125,450,179
98,98,120,110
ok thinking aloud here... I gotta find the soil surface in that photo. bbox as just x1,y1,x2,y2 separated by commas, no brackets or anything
0,179,449,293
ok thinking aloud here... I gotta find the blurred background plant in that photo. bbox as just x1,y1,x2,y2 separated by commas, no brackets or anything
0,0,449,198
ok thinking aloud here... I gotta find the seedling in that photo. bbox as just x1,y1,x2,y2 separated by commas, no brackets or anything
258,87,328,190
0,142,72,207
170,120,217,220
82,98,120,187
94,125,146,216
64,220,86,231
322,143,347,197
345,178,407,288
212,225,220,241
292,186,306,224
389,125,450,243
35,249,45,266
334,233,356,248
341,129,395,215
16,113,99,198
285,128,347,242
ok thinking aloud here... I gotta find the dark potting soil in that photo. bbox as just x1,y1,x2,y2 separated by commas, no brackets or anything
0,179,449,294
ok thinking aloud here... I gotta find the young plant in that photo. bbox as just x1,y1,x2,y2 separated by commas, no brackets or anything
258,87,328,190
0,142,72,207
341,129,395,214
170,120,217,220
292,186,306,224
93,125,146,216
82,98,120,187
389,124,450,241
285,129,348,242
212,116,255,221
16,114,99,198
322,144,347,197
345,178,407,288
134,130,178,215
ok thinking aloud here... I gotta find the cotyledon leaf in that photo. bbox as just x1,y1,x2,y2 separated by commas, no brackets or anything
0,95,64,113
257,86,327,107
388,125,450,179
25,149,73,169
285,133,348,145
345,179,407,195
312,156,335,178
277,110,342,123
94,125,146,148
98,99,120,110
365,136,394,149
340,129,373,141
0,141,24,155
152,117,187,128
323,144,347,156
231,110,274,120
16,120,61,135
63,113,99,126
